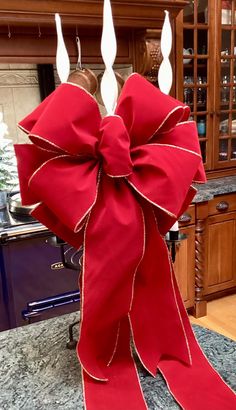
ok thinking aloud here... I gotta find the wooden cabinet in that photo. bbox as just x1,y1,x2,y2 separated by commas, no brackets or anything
173,205,196,309
174,224,195,308
176,0,236,178
0,0,186,68
193,192,236,318
174,193,236,318
205,193,236,295
175,1,236,318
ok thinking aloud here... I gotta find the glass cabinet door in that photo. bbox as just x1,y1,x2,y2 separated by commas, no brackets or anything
178,0,211,168
215,0,236,166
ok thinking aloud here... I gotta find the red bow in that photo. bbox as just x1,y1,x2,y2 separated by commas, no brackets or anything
15,74,235,410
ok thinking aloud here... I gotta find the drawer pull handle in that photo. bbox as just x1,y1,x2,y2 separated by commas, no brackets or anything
216,201,229,211
179,212,192,223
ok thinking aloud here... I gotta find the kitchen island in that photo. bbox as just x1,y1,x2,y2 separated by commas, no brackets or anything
0,312,235,410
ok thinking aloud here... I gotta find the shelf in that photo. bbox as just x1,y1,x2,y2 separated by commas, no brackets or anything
178,0,236,175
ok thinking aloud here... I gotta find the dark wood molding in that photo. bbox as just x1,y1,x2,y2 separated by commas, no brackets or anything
0,1,188,29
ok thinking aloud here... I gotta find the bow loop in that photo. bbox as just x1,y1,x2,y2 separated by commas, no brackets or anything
14,75,235,410
19,83,101,158
98,115,133,177
115,73,189,147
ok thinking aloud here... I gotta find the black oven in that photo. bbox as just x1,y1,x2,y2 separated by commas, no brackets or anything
0,206,80,331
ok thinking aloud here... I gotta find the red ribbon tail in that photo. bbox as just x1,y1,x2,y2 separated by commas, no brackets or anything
129,206,192,376
82,316,148,410
158,266,236,410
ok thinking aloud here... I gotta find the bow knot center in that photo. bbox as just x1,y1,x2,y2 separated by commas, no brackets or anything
98,116,133,177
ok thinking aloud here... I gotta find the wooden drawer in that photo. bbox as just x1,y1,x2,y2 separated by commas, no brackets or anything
178,204,195,226
208,193,236,216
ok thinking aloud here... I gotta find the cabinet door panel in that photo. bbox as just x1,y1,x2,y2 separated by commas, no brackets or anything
205,213,236,294
174,225,195,308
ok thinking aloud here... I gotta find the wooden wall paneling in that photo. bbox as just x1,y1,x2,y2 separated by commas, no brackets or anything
0,26,133,64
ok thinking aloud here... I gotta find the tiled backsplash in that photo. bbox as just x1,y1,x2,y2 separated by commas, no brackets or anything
0,64,41,144
0,63,133,144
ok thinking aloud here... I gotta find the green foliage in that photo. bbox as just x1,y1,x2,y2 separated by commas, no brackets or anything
0,112,18,192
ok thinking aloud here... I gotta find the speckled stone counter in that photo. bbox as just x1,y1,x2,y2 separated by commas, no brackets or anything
193,175,236,203
0,312,235,410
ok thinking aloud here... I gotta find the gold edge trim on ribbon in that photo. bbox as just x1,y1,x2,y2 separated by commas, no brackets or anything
74,168,101,233
18,123,29,134
107,321,121,367
152,208,192,366
29,156,99,235
148,106,184,141
29,201,42,214
192,180,206,184
66,81,99,104
106,171,132,178
29,133,71,155
28,155,71,187
81,368,88,410
76,180,108,383
129,206,146,312
107,200,145,367
126,179,177,218
128,313,156,378
190,185,197,192
164,262,236,399
176,120,195,126
129,336,149,410
188,337,236,397
158,368,187,410
164,243,192,366
148,143,202,158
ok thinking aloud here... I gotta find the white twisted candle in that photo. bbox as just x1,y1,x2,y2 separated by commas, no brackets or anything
55,13,70,83
158,10,173,95
158,11,178,233
100,0,118,115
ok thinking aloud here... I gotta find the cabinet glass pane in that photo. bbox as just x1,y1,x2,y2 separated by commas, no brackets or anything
197,29,208,54
219,138,229,161
221,30,231,55
198,0,208,24
197,81,207,105
200,140,206,163
231,138,236,158
220,114,230,136
183,29,194,53
182,1,210,168
197,116,207,137
183,85,194,106
221,0,232,25
221,65,230,82
220,86,230,109
183,0,194,23
232,112,236,134
233,77,236,107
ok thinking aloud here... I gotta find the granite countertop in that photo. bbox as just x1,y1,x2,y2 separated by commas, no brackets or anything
0,312,235,410
193,175,236,203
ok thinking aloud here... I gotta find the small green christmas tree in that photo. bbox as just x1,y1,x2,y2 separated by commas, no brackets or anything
0,112,18,192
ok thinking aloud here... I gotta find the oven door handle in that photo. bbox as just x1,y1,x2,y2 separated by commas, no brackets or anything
22,289,80,320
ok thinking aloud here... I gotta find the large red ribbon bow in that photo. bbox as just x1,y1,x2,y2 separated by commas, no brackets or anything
15,74,235,409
